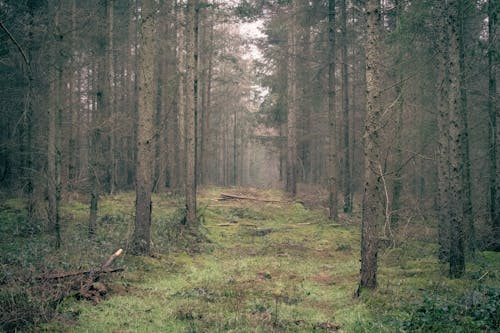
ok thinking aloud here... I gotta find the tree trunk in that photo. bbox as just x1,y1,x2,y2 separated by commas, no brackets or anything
359,0,383,291
390,0,404,228
185,0,198,226
447,0,465,278
341,0,352,214
286,0,297,196
328,0,339,220
458,0,474,253
176,1,186,193
47,0,62,248
436,0,450,263
130,0,156,255
487,0,498,250
107,0,116,194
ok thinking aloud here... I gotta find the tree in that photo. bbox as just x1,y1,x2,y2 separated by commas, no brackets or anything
447,0,465,278
130,0,156,255
358,0,383,292
286,0,298,196
47,0,63,248
328,0,339,220
185,0,198,226
340,0,352,215
436,0,451,263
487,0,498,250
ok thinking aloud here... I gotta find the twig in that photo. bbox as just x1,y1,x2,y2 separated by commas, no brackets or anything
378,163,395,247
478,271,489,282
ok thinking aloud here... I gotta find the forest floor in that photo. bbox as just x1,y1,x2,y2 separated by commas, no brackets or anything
0,187,499,332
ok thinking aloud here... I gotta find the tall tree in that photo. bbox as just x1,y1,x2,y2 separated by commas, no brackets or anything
341,0,352,214
447,0,465,278
185,0,198,226
487,0,498,250
328,0,339,220
130,0,156,255
436,0,451,263
286,0,297,196
358,0,383,292
47,0,63,248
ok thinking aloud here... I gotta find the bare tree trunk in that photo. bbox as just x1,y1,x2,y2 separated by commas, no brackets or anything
185,0,198,226
447,0,465,278
457,0,474,253
341,0,352,214
358,0,383,292
436,0,450,263
328,0,338,220
107,0,116,194
176,2,186,193
286,1,297,196
130,0,156,255
202,13,214,185
487,0,499,250
47,0,62,248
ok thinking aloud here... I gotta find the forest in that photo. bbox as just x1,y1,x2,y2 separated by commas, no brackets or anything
0,0,498,332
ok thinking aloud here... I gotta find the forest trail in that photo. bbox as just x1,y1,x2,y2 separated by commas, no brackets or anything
44,188,367,332
2,188,497,332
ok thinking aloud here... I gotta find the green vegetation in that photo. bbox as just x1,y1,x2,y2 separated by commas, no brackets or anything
0,189,498,332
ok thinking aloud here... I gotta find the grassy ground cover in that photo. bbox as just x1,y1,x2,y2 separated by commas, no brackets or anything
1,188,498,332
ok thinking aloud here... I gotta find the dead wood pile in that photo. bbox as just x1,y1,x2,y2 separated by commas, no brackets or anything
37,248,124,303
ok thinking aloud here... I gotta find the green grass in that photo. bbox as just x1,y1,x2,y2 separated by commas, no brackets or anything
0,188,498,332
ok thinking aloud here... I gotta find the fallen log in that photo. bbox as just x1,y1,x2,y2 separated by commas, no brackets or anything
218,193,285,203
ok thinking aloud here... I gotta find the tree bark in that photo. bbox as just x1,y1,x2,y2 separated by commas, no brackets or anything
328,0,339,220
341,0,352,215
359,0,383,291
130,0,156,255
286,0,297,196
176,1,186,193
436,0,450,263
185,0,198,226
458,0,474,253
447,0,465,278
487,0,498,250
47,0,62,248
107,0,116,194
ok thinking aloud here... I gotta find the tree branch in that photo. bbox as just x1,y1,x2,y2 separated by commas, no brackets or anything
0,21,30,67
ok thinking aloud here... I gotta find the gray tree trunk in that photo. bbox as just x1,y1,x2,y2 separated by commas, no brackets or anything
487,0,498,250
436,0,450,263
359,0,383,291
185,0,198,226
328,0,339,220
47,0,62,248
286,0,297,196
447,0,465,278
130,0,156,255
341,0,352,215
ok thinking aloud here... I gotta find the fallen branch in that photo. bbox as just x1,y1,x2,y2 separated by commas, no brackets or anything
79,249,124,300
39,248,124,281
40,267,124,281
218,193,285,203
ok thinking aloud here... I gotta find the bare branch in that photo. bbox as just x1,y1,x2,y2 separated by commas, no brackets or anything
0,21,30,68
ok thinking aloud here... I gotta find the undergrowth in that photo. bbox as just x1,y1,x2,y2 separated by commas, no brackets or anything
0,188,498,332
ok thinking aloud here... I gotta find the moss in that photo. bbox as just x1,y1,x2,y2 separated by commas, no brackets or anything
2,188,498,332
